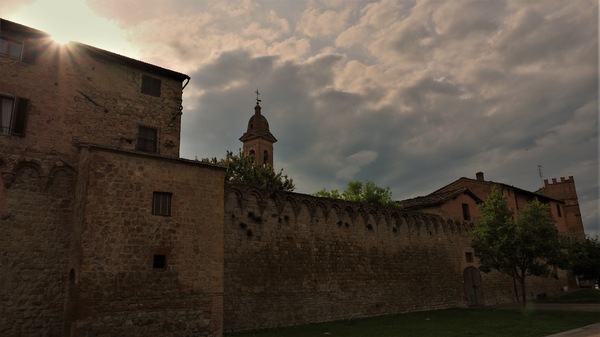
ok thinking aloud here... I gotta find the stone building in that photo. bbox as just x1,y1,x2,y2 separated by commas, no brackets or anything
0,19,225,336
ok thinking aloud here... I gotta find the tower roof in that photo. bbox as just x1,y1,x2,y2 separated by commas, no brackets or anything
239,102,277,143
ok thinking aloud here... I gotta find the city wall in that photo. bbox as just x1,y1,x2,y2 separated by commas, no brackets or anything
224,185,477,332
223,185,569,332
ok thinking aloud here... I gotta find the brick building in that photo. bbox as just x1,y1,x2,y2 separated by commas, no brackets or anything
0,19,225,336
400,172,584,239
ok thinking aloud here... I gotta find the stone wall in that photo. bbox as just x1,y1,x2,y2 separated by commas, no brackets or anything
223,185,571,332
68,146,225,336
0,158,76,336
224,185,477,332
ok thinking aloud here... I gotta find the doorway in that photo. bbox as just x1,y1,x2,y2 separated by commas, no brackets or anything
463,267,484,306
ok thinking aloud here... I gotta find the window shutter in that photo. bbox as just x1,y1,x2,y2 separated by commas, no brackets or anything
12,97,30,136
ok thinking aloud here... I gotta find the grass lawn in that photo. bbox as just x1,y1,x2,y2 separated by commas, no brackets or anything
544,288,600,304
226,307,600,337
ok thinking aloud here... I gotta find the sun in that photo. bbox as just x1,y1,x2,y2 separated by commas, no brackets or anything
7,0,138,58
50,31,72,45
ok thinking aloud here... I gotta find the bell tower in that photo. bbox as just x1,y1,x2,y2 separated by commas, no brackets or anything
239,90,277,166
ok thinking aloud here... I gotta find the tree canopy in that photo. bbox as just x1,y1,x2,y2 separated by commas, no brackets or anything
203,150,295,191
314,180,399,208
567,236,600,285
471,189,564,306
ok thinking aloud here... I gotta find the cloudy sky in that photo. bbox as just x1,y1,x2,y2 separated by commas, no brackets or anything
4,0,598,237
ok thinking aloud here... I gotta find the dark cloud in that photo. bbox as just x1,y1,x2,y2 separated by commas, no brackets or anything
85,0,600,237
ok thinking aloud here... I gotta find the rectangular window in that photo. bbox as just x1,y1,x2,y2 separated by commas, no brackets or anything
0,38,23,60
556,204,562,217
141,75,162,97
465,252,474,263
462,203,471,221
0,96,29,136
137,126,158,153
152,192,172,216
153,254,166,269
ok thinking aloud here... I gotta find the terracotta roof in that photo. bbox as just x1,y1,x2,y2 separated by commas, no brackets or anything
399,188,482,210
432,177,564,204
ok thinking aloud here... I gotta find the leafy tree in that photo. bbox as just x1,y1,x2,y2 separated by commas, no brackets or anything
568,236,600,286
314,180,399,208
471,189,564,306
203,150,294,191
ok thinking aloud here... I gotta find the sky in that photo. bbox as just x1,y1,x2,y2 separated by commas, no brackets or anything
4,0,598,237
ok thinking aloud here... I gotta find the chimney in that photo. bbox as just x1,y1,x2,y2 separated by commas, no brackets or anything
476,172,484,181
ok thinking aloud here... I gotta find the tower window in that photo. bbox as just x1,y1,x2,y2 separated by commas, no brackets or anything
263,150,269,164
152,192,172,216
141,75,162,97
556,204,562,217
465,252,474,263
137,126,158,153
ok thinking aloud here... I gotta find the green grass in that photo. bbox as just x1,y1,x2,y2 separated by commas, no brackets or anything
543,288,600,304
225,308,600,337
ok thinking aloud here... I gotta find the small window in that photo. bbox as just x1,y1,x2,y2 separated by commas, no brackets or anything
0,38,23,60
153,254,166,269
152,192,172,216
556,204,562,217
1,96,30,136
462,203,471,221
263,150,269,164
137,126,158,153
465,252,474,263
141,75,162,97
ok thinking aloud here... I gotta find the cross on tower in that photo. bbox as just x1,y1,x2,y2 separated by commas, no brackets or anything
255,89,261,104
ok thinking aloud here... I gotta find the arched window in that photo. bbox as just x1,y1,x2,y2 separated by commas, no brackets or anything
249,149,255,157
263,150,269,164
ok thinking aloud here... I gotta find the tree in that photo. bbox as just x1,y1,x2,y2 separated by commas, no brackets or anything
314,180,399,208
568,236,600,286
203,150,295,191
471,189,564,306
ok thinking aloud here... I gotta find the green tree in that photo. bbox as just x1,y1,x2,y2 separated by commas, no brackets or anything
471,189,564,306
314,180,399,208
204,150,294,191
568,236,600,286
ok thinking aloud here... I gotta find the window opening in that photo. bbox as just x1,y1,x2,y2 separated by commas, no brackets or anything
153,254,166,269
462,203,471,221
0,38,23,60
465,252,474,263
263,150,269,164
137,126,158,153
0,96,29,136
152,192,172,216
141,75,162,97
556,204,562,217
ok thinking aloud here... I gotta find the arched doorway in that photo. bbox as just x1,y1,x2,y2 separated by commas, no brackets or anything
463,267,484,306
